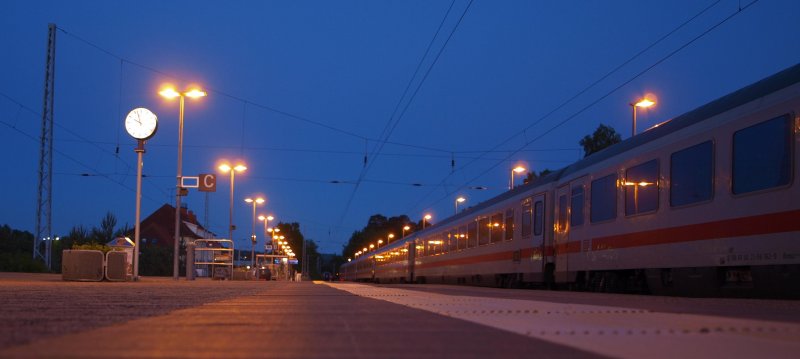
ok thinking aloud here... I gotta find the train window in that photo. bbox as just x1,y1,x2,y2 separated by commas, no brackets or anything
521,199,532,237
625,159,659,216
468,221,478,248
416,239,425,257
557,195,568,232
671,141,713,206
733,115,793,194
534,200,544,236
505,209,514,240
590,174,617,223
458,225,467,249
490,213,503,243
478,217,491,245
449,230,458,251
570,185,585,227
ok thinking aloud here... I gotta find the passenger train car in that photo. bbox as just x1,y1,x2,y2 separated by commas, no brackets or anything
341,64,800,297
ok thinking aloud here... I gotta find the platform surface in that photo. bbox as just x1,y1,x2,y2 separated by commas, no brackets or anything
1,273,798,359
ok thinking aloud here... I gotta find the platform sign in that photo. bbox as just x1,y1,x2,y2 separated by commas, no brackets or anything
198,173,216,192
181,176,199,188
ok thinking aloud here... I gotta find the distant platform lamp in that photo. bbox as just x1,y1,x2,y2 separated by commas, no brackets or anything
125,107,158,281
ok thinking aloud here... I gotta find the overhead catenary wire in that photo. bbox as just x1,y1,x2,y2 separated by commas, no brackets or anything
337,0,475,228
410,0,762,214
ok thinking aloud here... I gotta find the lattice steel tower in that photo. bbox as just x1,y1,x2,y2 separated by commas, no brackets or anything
35,23,56,269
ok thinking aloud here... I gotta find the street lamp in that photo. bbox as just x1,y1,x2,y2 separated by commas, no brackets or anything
455,196,466,214
630,97,656,137
423,214,432,229
402,225,410,238
510,166,526,190
160,85,206,280
219,163,247,249
387,233,395,244
377,239,384,247
245,197,265,267
259,215,274,253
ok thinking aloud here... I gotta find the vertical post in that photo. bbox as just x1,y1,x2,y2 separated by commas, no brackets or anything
251,202,256,267
133,140,145,280
228,170,234,244
631,104,637,137
173,94,185,280
35,23,56,270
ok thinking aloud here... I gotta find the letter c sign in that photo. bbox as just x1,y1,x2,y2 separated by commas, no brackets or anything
199,174,216,192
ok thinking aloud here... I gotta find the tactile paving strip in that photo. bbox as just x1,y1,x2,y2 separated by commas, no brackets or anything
322,282,800,359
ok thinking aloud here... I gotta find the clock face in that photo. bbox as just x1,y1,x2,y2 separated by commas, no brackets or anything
125,108,158,140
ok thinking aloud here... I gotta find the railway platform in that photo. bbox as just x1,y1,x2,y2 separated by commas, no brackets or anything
0,273,798,358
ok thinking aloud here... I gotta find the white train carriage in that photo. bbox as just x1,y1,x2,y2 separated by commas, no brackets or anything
342,63,800,297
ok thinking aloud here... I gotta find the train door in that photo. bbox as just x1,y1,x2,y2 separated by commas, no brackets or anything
531,193,546,272
554,184,570,282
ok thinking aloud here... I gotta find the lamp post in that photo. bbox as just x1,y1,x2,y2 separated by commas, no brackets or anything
402,225,410,238
387,233,395,244
455,196,466,214
219,163,247,253
630,98,655,137
259,215,274,253
245,197,265,267
510,166,526,190
423,214,432,229
160,86,206,280
377,239,384,248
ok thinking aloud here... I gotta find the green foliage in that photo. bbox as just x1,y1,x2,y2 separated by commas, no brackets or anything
71,243,118,253
580,123,622,157
0,224,48,272
139,243,173,276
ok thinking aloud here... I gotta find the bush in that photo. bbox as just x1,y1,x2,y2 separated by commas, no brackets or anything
71,243,120,253
0,252,48,272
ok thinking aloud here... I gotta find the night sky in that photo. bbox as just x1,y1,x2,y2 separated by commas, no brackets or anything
1,0,798,254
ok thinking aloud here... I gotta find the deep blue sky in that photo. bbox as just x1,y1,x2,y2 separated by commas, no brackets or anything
2,0,798,254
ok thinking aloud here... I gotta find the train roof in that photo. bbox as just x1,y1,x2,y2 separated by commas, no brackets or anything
352,62,800,260
427,63,799,232
560,62,800,177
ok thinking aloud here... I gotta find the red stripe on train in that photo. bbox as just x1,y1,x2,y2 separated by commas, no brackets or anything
589,209,800,252
412,209,799,269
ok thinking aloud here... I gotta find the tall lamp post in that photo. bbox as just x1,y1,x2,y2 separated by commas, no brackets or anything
423,214,432,229
510,166,526,190
630,98,655,137
245,197,265,267
124,108,158,281
160,86,206,280
402,225,410,238
455,196,466,214
259,215,274,253
219,163,247,251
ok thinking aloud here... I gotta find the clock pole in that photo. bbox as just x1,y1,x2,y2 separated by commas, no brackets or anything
133,139,145,280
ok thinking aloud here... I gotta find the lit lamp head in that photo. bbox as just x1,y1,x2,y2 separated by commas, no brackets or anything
635,98,655,108
456,197,466,203
403,225,410,231
424,214,432,221
513,166,526,174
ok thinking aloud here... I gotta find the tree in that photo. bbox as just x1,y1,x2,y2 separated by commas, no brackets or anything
0,224,47,272
579,124,622,157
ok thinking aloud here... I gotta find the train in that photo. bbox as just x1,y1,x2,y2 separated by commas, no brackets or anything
341,63,800,297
